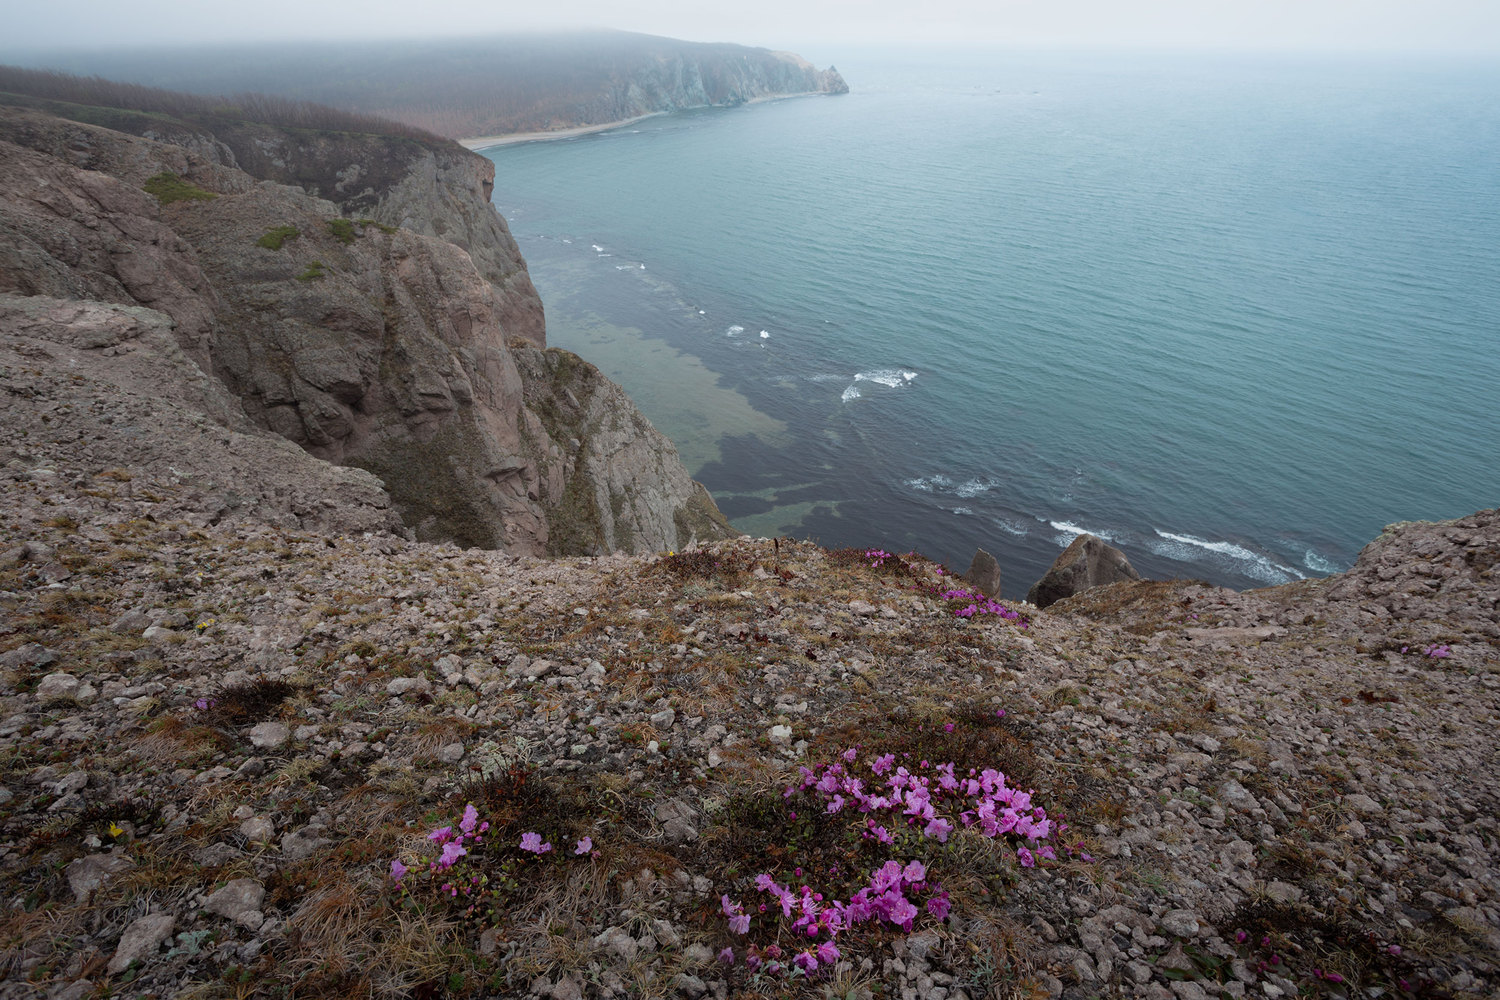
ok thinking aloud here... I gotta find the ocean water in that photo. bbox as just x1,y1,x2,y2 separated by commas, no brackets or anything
482,49,1500,597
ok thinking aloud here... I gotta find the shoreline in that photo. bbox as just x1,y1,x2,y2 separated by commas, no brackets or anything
459,114,662,150
458,92,831,150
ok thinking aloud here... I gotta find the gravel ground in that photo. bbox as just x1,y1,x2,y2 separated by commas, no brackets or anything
3,312,1497,999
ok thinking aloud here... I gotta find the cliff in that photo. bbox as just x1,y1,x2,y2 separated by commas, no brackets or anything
4,32,849,141
0,80,733,555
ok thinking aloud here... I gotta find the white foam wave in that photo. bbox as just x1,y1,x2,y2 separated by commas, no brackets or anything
993,518,1029,536
698,309,706,315
853,369,918,389
904,474,953,492
953,479,994,498
591,244,605,252
952,507,973,516
1151,529,1306,585
1303,550,1341,575
841,385,862,402
615,264,635,270
760,330,770,339
726,325,744,336
806,373,845,383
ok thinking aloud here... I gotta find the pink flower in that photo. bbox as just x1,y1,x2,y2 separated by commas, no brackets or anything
1017,846,1035,868
923,816,954,842
390,859,407,882
902,860,927,884
427,825,453,844
519,832,551,854
816,940,840,965
793,950,818,973
718,947,735,964
459,804,479,834
927,892,951,921
871,753,896,775
574,836,593,855
438,841,467,868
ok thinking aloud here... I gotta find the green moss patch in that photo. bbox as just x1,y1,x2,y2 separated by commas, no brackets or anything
142,171,216,204
256,225,300,250
327,218,357,244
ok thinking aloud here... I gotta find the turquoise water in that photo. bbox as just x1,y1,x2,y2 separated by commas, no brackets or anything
484,49,1500,597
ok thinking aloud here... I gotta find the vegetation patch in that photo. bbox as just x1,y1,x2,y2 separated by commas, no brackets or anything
255,224,299,250
327,218,357,244
296,260,327,282
142,171,216,204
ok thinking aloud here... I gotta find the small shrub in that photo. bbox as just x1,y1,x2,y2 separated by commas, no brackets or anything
256,225,299,250
297,260,327,282
142,171,216,205
358,217,398,234
327,218,356,245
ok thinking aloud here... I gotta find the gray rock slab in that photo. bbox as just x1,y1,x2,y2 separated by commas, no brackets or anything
107,911,175,974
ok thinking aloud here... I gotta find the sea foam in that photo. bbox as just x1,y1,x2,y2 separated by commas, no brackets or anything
1151,529,1305,585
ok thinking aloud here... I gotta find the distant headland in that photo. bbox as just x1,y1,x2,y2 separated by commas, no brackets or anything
1,30,848,141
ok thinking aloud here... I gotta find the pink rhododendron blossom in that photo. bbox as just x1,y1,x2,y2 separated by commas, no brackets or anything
428,825,452,843
793,950,818,973
459,804,479,834
390,859,407,882
574,836,593,855
438,841,467,868
518,832,551,854
927,893,952,920
924,816,954,842
1017,846,1035,868
817,940,841,965
718,947,735,964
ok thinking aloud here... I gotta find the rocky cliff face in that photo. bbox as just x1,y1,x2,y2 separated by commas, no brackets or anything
577,49,849,128
0,102,732,554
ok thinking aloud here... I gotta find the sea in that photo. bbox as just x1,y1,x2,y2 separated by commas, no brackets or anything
481,48,1500,598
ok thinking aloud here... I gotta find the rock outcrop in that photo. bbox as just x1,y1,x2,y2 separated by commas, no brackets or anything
0,98,732,554
961,546,1002,598
1026,532,1142,608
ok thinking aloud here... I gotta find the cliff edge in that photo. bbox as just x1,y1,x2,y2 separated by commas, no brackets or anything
0,78,733,555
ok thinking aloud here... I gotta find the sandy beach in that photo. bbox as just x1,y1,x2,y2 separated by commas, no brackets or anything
459,114,661,150
458,93,830,150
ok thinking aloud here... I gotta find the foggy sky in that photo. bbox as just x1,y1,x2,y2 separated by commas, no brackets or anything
3,0,1498,56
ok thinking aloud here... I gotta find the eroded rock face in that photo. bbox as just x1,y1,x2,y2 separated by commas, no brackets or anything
0,105,729,554
1027,533,1142,609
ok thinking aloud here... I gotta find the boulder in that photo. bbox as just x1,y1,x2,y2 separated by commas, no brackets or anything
961,547,1002,598
1026,534,1141,609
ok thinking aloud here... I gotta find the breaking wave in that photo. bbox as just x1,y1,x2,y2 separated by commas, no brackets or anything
1151,529,1306,585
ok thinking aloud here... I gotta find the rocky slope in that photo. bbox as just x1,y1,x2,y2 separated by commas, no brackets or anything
0,360,1495,998
0,93,732,555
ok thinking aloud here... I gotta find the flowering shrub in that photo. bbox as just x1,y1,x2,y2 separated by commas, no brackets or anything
1226,924,1423,998
939,587,1028,624
717,745,1077,977
387,803,589,920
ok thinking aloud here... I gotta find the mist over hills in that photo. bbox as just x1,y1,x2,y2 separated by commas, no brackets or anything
2,30,849,139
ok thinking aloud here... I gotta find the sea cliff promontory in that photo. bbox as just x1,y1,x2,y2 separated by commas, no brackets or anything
8,31,850,142
0,69,733,554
